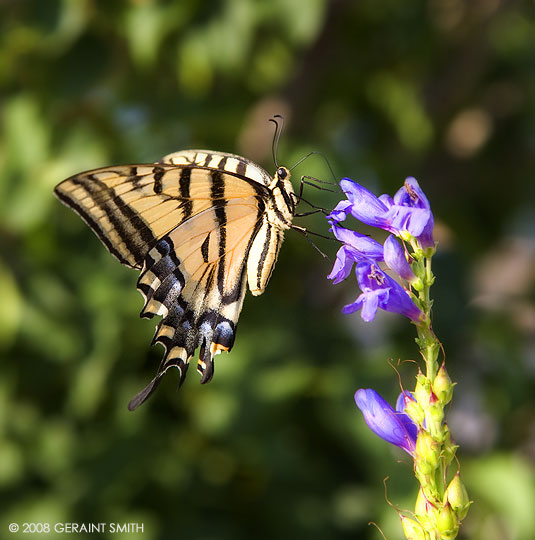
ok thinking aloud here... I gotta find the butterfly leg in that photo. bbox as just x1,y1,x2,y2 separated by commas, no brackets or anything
291,225,329,259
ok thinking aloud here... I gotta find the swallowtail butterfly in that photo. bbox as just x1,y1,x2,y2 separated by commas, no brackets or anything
54,148,296,410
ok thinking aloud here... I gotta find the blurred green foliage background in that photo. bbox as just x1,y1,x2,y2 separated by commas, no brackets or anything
0,0,533,539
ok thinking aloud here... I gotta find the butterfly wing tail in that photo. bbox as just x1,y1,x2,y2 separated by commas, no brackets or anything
127,312,237,410
129,234,244,408
127,346,191,411
127,372,165,411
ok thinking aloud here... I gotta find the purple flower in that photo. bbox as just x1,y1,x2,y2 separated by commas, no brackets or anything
384,235,416,282
327,226,384,284
342,261,423,323
355,388,418,455
327,177,434,248
327,200,352,224
394,177,435,249
327,179,394,230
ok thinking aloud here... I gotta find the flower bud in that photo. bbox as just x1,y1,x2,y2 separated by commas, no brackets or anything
404,396,425,426
428,391,444,425
445,472,471,520
414,487,427,515
433,363,454,405
411,275,424,292
400,515,428,540
414,488,438,523
414,372,430,405
437,502,459,539
415,431,440,474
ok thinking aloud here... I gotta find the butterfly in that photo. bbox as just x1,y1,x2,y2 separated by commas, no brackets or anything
54,149,296,410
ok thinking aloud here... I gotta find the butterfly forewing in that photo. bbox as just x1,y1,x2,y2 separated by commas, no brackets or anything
54,149,295,409
161,149,273,188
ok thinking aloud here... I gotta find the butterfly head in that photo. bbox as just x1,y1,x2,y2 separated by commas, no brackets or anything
267,165,295,224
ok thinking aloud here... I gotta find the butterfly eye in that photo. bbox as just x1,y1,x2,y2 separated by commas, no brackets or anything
277,167,287,179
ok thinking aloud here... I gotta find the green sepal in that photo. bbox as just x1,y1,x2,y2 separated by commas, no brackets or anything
400,515,429,540
414,488,438,525
405,398,425,426
415,431,440,473
414,372,430,404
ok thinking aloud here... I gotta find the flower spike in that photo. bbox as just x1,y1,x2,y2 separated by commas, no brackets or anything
327,174,466,538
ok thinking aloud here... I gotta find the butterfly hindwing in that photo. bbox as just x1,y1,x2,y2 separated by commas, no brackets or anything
129,191,266,409
54,149,296,409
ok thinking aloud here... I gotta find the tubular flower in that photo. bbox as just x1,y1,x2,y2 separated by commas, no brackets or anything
327,225,384,284
384,235,416,282
342,261,423,323
393,177,435,249
355,389,418,456
326,177,434,248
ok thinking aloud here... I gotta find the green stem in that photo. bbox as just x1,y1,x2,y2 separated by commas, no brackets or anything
413,255,438,380
406,249,465,539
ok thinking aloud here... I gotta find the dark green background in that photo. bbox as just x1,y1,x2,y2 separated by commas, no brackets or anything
0,1,533,539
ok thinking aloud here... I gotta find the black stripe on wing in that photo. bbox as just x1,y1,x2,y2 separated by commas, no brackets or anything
210,170,228,295
54,187,129,265
55,173,158,267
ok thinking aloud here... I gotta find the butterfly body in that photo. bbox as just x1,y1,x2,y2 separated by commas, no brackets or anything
54,149,296,409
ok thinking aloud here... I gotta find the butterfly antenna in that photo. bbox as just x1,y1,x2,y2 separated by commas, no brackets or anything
289,150,337,185
269,114,284,168
301,175,335,191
